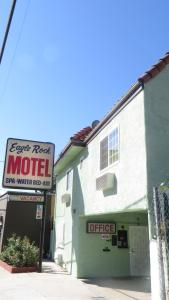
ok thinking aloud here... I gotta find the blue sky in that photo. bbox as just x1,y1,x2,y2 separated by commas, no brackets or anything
0,0,169,193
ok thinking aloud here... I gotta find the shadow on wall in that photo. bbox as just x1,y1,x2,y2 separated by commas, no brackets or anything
70,161,85,275
123,195,147,211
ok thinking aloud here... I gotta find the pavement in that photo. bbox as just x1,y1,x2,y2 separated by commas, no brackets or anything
0,261,151,300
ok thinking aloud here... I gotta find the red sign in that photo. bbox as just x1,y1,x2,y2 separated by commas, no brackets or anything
87,222,116,234
2,138,55,190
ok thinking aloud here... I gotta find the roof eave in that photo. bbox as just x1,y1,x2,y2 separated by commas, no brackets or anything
138,52,169,84
54,140,86,174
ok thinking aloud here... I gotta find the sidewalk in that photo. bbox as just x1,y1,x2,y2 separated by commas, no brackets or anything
0,261,151,300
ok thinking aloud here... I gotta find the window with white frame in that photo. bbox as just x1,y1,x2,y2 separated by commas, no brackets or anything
100,127,119,170
66,169,73,190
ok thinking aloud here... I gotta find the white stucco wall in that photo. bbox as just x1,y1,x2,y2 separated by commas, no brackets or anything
79,89,147,215
144,64,169,192
54,87,148,276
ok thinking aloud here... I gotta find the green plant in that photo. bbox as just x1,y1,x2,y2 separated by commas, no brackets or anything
0,234,39,267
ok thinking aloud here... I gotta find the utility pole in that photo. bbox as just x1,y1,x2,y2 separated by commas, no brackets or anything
0,0,17,64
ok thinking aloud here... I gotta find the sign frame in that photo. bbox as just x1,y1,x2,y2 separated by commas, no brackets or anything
2,138,55,191
9,193,44,202
101,233,110,240
87,222,116,234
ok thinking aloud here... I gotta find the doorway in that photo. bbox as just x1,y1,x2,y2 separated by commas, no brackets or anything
129,226,150,276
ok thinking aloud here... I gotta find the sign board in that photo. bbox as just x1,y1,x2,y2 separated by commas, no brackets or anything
2,138,55,190
9,194,44,202
101,234,110,240
87,222,116,234
36,204,43,219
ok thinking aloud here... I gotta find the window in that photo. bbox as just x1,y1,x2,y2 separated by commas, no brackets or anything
109,127,119,164
100,127,119,170
66,169,73,190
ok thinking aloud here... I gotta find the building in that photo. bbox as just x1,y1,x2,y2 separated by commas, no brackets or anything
0,191,55,258
53,52,169,300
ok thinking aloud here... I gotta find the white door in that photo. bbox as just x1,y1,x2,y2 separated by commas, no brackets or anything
129,226,150,276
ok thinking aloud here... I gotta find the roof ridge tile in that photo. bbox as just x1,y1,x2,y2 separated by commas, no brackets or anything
138,52,169,83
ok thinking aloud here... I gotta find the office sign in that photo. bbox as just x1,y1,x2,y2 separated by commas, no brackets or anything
2,138,55,190
87,222,116,234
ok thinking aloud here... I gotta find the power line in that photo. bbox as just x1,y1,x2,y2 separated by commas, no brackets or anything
0,0,31,102
0,0,17,64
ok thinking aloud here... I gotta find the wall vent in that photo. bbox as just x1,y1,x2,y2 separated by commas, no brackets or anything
96,173,115,191
61,193,71,204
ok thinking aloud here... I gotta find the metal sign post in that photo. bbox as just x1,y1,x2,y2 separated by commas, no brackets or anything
38,190,47,273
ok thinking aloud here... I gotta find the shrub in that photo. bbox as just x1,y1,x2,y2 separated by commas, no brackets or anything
0,234,39,267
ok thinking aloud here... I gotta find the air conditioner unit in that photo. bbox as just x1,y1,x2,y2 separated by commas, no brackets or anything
96,173,115,191
61,193,71,204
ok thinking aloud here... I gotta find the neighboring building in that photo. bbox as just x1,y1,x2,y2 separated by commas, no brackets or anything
0,191,55,258
53,52,169,300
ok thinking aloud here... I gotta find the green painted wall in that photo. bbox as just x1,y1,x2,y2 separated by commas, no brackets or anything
143,65,169,299
143,64,169,238
77,212,148,278
54,151,87,274
144,64,169,194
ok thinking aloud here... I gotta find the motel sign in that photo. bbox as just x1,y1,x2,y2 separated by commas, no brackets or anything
2,138,55,190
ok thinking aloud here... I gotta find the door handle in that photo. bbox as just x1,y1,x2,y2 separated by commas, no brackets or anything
130,248,135,254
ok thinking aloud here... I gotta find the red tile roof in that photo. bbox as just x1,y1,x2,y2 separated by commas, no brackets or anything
138,52,169,84
70,126,92,142
54,126,93,166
